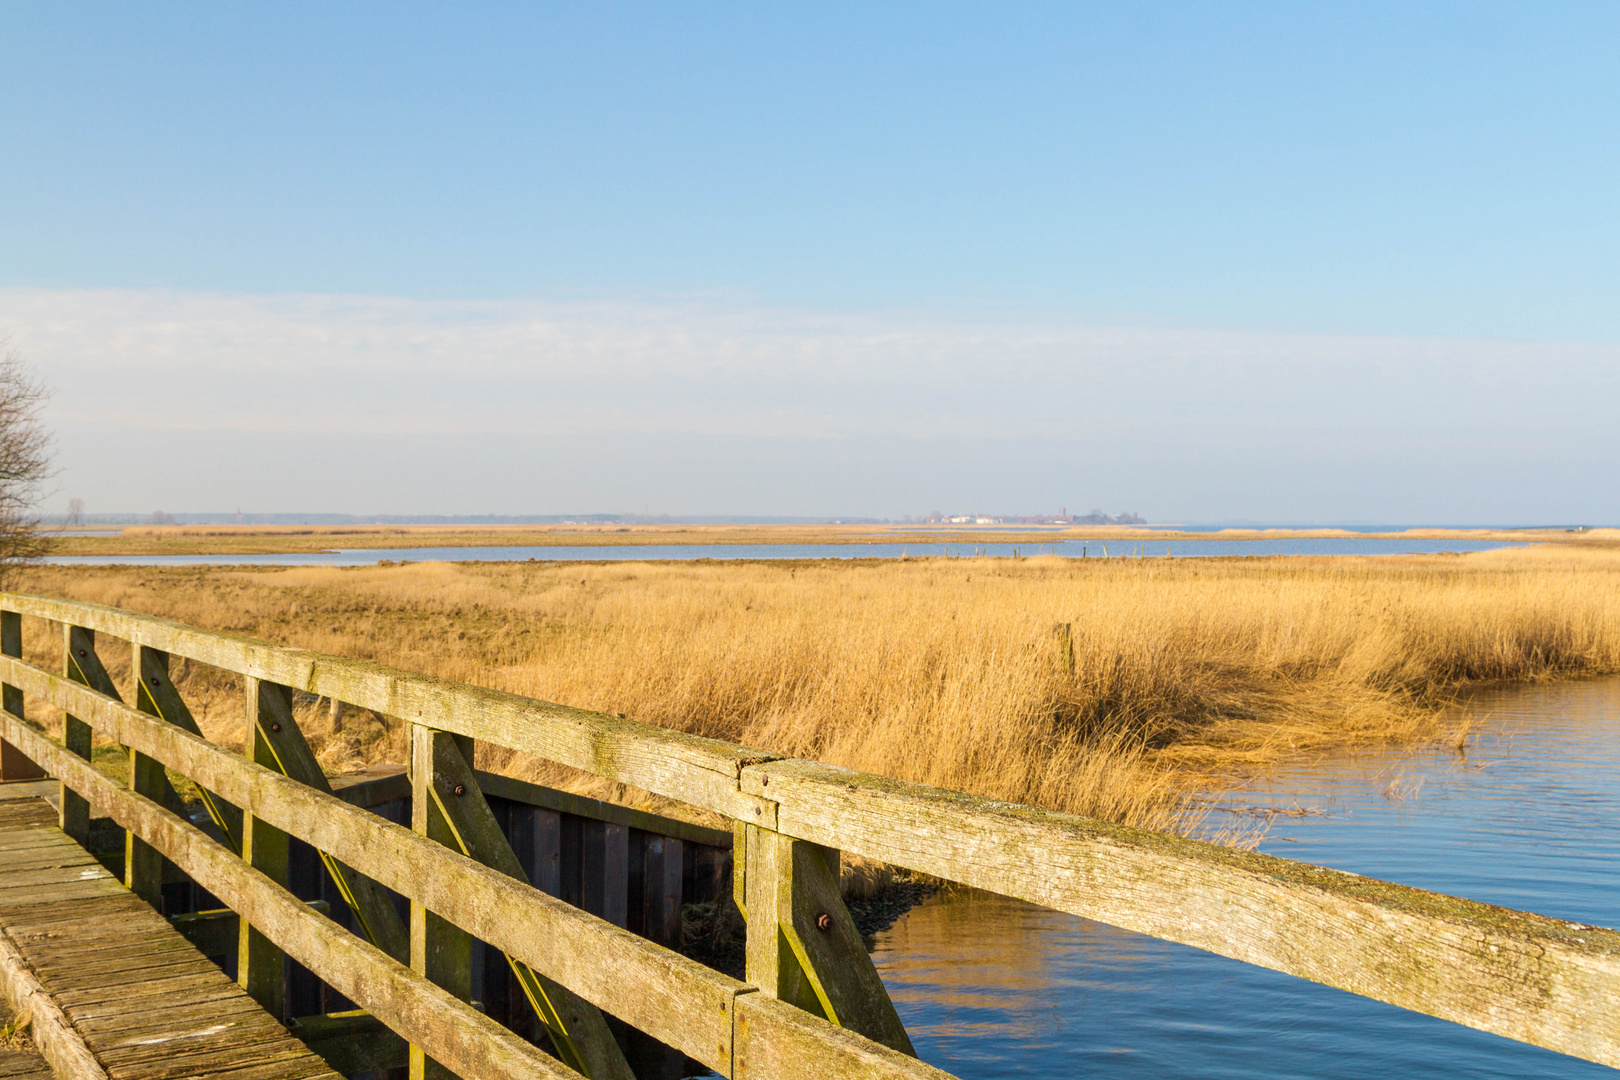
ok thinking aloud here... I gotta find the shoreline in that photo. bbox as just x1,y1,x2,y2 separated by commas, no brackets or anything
43,522,1616,558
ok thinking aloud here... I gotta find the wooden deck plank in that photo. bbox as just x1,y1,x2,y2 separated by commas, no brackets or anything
96,1029,305,1070
0,851,104,874
0,878,124,905
0,994,53,1080
99,1032,305,1076
46,958,222,996
0,797,342,1080
0,1053,54,1080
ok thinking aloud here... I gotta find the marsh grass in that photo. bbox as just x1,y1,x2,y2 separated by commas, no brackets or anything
16,544,1620,841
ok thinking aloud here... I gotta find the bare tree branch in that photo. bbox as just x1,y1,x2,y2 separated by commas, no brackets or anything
0,339,54,587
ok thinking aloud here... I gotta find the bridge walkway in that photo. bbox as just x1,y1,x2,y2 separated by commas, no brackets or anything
0,787,344,1080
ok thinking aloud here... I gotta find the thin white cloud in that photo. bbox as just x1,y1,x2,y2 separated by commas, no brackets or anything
3,287,1616,519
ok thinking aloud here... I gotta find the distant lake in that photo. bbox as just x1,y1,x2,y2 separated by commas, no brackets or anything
45,537,1525,567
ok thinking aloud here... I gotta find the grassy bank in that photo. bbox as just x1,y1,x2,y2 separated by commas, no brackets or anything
46,522,1608,557
15,545,1620,840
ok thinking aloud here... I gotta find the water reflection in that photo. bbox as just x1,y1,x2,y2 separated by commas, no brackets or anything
871,679,1620,1078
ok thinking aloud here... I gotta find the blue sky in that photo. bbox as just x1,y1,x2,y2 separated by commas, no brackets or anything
2,3,1617,521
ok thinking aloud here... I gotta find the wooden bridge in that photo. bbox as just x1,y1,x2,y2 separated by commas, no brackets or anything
0,592,1615,1079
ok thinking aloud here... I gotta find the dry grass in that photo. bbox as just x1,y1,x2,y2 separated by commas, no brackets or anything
15,544,1620,841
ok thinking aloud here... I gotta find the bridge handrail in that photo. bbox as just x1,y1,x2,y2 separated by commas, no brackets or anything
3,593,1618,1072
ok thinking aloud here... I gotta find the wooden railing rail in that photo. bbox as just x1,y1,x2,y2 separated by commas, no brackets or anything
0,616,944,1080
2,593,1619,1073
0,593,779,821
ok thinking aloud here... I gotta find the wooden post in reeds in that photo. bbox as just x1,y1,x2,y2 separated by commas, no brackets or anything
0,610,43,781
1055,622,1076,676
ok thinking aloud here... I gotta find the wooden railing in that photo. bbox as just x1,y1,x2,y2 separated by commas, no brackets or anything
1,591,1617,1078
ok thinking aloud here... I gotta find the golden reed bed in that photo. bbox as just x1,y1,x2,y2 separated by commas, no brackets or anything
16,544,1620,840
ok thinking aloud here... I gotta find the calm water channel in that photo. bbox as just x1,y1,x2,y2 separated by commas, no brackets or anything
870,678,1620,1078
46,537,1521,566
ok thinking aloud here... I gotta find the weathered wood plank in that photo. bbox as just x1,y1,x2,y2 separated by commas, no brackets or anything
0,879,123,905
742,825,912,1053
581,821,628,930
60,625,99,842
410,725,474,1080
68,991,265,1036
0,850,103,873
135,645,243,854
742,757,1620,1068
0,665,746,1074
107,1043,314,1080
476,771,732,849
94,1028,305,1071
3,593,783,821
44,956,220,994
0,897,112,1080
127,644,171,907
108,1040,322,1080
0,1054,53,1080
0,717,576,1080
170,1057,337,1080
0,865,119,890
239,678,290,1021
733,993,952,1080
0,611,43,783
417,726,634,1080
642,835,683,947
255,682,410,964
55,970,243,1011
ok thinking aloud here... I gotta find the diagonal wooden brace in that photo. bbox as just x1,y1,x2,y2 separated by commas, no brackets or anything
251,681,411,965
415,725,635,1080
133,644,244,853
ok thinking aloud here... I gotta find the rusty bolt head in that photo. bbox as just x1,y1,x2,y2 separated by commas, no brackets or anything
270,722,282,733
816,913,833,932
453,783,466,796
77,648,87,658
151,677,162,687
760,774,768,785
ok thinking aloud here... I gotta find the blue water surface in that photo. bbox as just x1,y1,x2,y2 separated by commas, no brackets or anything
871,679,1620,1078
46,537,1522,567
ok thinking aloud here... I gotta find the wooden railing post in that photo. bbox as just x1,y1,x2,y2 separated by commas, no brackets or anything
0,609,44,781
240,676,291,1020
410,723,474,1080
739,822,914,1055
61,625,112,842
411,724,635,1080
124,641,169,907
